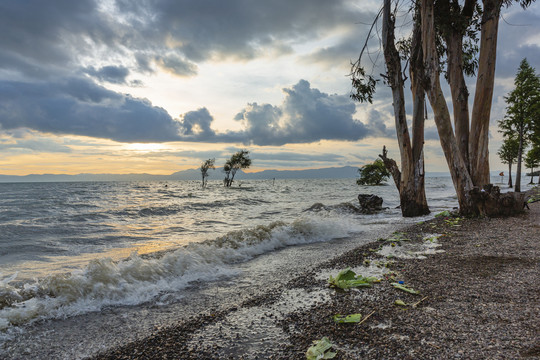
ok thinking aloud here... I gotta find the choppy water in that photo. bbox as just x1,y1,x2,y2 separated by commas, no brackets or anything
0,178,459,358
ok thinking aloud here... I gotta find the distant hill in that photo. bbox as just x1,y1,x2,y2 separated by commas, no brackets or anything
0,166,360,182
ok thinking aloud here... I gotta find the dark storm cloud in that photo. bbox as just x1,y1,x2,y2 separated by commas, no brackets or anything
1,0,364,78
114,0,361,63
0,78,182,143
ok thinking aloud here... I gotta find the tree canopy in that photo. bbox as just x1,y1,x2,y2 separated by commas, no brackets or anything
498,58,540,191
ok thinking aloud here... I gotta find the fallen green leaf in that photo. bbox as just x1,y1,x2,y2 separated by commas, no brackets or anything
435,210,451,218
306,337,337,360
394,299,407,306
391,282,420,295
333,313,362,323
328,268,378,290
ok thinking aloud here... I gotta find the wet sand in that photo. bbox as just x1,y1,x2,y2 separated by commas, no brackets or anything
94,194,540,359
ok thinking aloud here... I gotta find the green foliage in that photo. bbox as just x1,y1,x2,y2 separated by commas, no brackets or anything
357,159,390,186
497,137,519,166
525,147,540,183
499,59,540,143
350,66,378,104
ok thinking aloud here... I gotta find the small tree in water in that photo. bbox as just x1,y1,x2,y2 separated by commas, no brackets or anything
223,150,252,187
200,158,215,188
357,159,391,186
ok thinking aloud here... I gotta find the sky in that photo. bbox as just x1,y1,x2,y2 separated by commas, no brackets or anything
0,0,539,176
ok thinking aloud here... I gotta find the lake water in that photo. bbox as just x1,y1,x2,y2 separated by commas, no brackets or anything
0,177,478,358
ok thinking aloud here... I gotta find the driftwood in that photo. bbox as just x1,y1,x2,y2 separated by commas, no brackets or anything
469,184,527,217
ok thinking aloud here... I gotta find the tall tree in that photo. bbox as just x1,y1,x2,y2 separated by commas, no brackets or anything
497,136,519,187
352,0,430,217
498,59,540,192
352,0,535,216
200,158,215,188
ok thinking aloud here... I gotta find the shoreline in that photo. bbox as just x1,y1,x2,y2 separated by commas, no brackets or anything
94,198,539,359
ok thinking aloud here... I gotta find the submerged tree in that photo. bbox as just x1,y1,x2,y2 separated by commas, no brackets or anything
200,158,215,188
351,0,535,216
499,59,540,192
497,137,519,188
223,150,252,187
357,159,391,186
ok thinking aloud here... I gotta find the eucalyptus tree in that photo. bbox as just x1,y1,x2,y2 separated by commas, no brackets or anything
351,0,535,215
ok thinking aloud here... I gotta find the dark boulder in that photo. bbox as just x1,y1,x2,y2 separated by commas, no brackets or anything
358,194,384,214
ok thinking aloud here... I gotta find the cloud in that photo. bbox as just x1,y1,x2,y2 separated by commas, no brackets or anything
0,78,182,142
0,77,382,145
155,55,198,77
84,65,130,84
177,108,216,140
230,80,371,145
0,130,72,153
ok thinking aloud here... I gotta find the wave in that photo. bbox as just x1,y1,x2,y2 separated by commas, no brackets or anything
0,215,354,331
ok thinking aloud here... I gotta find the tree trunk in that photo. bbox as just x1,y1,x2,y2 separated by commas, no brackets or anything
508,162,513,188
446,27,471,172
515,124,524,192
421,0,475,214
469,0,503,187
381,0,429,217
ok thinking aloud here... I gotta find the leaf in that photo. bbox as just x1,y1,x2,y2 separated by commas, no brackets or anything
306,337,337,360
435,210,451,218
391,282,420,295
328,268,378,290
333,313,362,323
394,299,407,306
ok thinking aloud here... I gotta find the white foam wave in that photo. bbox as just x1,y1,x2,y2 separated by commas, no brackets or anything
0,215,356,331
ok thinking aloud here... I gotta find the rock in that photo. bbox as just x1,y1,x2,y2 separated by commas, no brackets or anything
358,194,384,214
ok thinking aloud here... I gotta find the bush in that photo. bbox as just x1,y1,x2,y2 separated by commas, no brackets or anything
357,159,390,186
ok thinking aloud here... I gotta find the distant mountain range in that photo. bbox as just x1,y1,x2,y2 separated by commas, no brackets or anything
0,166,515,183
0,166,361,182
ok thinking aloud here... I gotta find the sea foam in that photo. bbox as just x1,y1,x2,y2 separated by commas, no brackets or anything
0,215,354,331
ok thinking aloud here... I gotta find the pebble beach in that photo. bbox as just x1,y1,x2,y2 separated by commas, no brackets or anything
95,190,540,359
